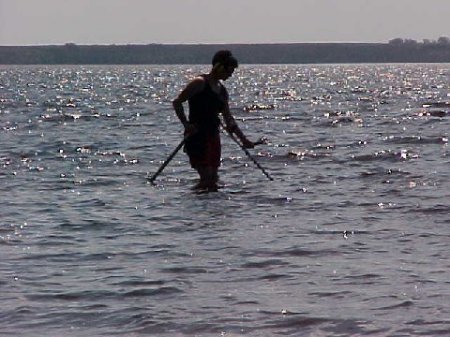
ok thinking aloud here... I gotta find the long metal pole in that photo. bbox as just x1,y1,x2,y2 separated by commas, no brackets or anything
225,129,274,181
147,137,186,184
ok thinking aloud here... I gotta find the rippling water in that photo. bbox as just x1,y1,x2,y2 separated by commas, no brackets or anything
1,64,449,336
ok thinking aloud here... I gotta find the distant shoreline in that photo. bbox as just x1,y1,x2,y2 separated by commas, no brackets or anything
1,42,450,64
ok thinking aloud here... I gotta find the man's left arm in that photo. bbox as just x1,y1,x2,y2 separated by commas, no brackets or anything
222,101,254,149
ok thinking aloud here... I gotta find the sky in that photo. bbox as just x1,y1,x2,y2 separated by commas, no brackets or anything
1,0,449,46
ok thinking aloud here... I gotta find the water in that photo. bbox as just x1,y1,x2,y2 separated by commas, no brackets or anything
1,64,449,336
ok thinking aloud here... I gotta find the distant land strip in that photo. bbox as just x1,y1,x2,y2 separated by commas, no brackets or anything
1,42,450,64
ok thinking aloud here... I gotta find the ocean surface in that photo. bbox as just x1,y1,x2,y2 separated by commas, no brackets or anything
1,64,449,337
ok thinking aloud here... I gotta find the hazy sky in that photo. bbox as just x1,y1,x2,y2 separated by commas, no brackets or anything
1,0,449,45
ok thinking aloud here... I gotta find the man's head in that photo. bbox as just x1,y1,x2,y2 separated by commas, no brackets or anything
212,50,238,69
212,50,238,80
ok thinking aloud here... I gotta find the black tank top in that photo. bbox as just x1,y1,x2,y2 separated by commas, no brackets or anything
188,75,228,134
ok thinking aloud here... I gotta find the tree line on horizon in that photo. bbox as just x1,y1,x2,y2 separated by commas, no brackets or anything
389,36,450,46
1,38,449,64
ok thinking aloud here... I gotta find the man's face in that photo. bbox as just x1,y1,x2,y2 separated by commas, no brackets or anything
222,65,236,80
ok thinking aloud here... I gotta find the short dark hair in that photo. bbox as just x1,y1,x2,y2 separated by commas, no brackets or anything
212,50,238,68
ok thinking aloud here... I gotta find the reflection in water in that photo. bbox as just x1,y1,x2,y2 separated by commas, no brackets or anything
0,64,449,336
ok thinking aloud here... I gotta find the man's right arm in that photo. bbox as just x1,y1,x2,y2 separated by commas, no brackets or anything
172,77,205,129
172,77,205,136
172,97,189,128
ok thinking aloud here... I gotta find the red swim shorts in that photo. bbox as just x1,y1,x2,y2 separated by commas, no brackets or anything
187,132,221,169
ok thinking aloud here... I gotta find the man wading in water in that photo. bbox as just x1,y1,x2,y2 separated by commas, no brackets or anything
172,50,256,191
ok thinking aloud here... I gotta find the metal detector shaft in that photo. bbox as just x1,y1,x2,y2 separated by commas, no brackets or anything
148,137,186,184
226,130,274,181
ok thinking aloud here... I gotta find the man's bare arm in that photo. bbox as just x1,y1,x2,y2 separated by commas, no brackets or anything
172,77,205,128
222,101,254,148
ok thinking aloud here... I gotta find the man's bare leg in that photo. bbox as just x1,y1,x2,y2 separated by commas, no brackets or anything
194,166,218,191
